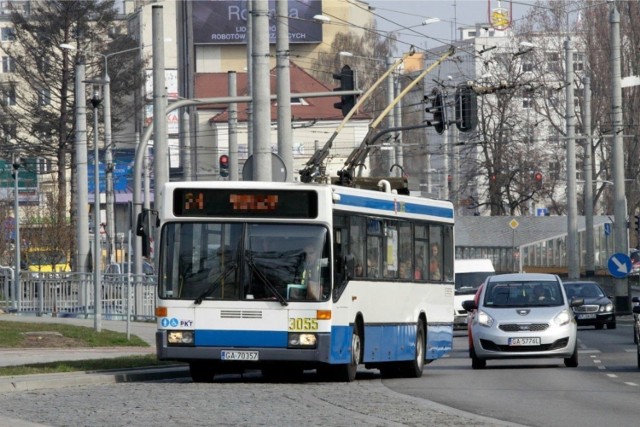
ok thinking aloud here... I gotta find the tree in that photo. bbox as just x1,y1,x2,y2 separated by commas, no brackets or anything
0,1,144,268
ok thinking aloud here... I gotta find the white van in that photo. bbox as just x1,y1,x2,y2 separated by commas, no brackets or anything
454,259,495,329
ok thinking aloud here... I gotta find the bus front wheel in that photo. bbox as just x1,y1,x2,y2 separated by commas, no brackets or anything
319,324,361,382
401,321,425,378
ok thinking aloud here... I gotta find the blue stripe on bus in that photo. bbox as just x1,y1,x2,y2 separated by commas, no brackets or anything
195,330,288,347
192,323,453,362
336,194,453,219
426,324,454,359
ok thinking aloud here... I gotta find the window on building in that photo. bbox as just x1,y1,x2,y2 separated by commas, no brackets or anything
1,27,15,42
2,56,15,73
546,52,561,72
38,88,50,106
3,85,16,106
573,53,584,71
522,62,533,73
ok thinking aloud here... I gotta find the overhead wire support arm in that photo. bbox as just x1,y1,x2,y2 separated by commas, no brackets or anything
299,46,419,183
339,46,456,185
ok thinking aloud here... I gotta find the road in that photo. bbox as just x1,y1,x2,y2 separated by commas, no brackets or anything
386,318,640,427
0,319,637,427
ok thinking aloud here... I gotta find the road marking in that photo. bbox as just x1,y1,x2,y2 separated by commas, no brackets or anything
624,382,638,387
597,365,606,370
607,373,618,378
581,349,600,354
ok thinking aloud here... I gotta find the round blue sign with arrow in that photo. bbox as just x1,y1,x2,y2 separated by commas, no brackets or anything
607,253,632,278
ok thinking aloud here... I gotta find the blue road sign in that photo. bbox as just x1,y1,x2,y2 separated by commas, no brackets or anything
608,253,632,278
604,223,611,236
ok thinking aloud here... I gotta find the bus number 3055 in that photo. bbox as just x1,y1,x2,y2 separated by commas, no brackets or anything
289,318,318,331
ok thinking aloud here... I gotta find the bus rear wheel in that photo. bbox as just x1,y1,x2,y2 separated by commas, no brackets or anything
189,361,216,383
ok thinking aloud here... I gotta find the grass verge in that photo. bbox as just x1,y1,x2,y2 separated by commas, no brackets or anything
0,320,178,376
0,355,175,377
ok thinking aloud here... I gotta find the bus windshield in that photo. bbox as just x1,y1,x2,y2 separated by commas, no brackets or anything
159,222,330,302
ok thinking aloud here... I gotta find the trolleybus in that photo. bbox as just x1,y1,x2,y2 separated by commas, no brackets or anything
155,181,455,382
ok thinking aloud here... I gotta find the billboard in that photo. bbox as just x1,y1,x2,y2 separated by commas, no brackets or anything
88,148,154,203
192,0,323,45
0,158,39,204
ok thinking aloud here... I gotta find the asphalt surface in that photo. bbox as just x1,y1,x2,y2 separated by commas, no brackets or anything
0,312,523,427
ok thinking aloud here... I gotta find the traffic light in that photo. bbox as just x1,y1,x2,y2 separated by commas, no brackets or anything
534,171,543,188
455,83,478,132
425,89,446,134
219,154,229,178
333,65,356,117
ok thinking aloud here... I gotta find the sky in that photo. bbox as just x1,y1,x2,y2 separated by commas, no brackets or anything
366,0,543,51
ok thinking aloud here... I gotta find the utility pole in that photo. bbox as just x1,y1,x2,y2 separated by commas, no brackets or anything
228,71,239,181
276,0,293,181
74,54,90,273
386,56,396,174
252,0,271,181
103,71,115,265
565,35,579,279
583,75,594,276
91,89,102,333
152,5,168,221
610,4,629,311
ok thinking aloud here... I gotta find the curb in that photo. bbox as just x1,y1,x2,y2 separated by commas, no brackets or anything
0,365,190,393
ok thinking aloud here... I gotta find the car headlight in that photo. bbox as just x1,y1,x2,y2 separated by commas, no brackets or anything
288,333,317,348
167,330,194,345
600,303,613,313
477,309,494,327
554,309,572,326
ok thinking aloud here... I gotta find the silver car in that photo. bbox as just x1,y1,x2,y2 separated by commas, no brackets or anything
462,273,581,369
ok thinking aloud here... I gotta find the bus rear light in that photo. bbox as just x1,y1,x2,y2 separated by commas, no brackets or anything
156,307,168,317
167,330,194,345
316,310,331,320
288,333,317,348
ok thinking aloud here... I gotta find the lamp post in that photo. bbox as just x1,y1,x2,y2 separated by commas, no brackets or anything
90,86,102,333
11,153,20,310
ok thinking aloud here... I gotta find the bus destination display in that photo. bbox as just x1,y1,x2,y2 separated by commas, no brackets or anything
173,188,318,218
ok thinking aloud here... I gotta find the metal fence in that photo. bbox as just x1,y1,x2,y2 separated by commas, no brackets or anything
0,267,157,321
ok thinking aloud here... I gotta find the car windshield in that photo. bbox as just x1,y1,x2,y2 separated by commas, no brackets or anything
564,283,604,299
455,272,493,294
483,280,564,307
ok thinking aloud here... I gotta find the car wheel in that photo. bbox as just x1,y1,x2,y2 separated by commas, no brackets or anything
470,345,486,370
595,323,604,330
606,321,616,330
189,361,216,383
564,344,579,368
400,321,425,378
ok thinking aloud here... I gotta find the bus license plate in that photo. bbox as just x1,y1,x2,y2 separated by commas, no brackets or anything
221,350,259,361
508,337,540,346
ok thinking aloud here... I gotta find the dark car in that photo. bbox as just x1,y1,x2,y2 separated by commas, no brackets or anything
563,281,616,329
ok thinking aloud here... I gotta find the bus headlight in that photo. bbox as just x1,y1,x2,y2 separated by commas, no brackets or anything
167,330,194,345
288,333,317,348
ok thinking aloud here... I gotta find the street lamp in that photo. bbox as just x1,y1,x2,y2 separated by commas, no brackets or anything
90,85,102,333
11,153,20,310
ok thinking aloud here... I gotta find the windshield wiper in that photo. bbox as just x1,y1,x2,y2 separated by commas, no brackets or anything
194,262,238,305
245,254,288,306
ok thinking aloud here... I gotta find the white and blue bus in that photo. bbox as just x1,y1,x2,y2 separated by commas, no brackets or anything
155,181,455,382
